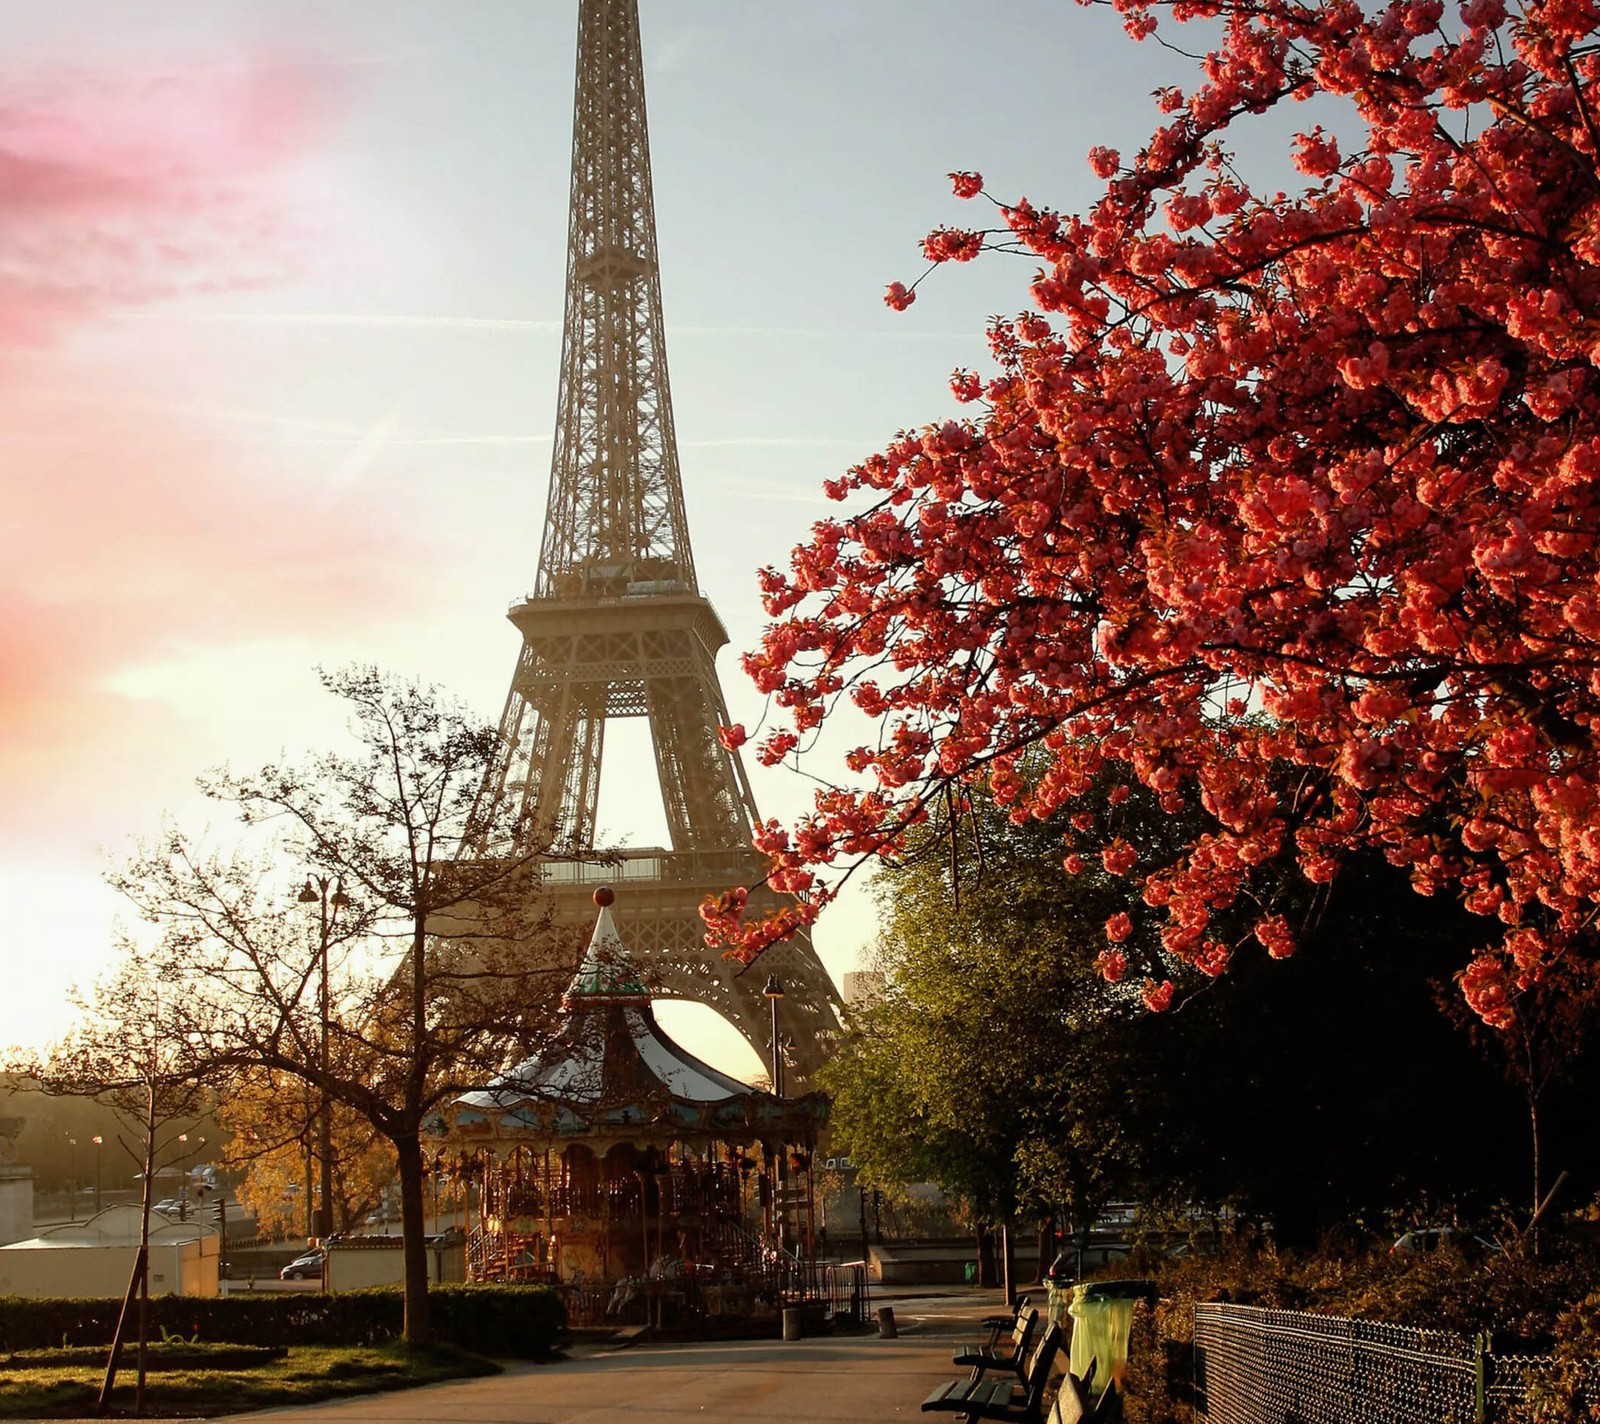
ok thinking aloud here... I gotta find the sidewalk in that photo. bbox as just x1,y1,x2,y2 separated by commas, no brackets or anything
244,1292,1003,1424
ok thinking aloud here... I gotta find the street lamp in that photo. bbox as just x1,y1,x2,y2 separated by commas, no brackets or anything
67,1138,77,1222
762,975,785,1098
762,974,787,1256
92,1136,103,1215
299,875,350,1240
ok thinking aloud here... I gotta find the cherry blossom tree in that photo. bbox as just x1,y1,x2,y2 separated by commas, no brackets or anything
708,0,1600,1026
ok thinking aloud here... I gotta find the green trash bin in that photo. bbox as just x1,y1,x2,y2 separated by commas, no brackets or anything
963,1260,978,1284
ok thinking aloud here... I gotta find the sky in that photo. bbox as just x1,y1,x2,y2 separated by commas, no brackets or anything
0,0,1316,1076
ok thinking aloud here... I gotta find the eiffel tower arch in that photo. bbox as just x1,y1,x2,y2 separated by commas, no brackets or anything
475,0,841,1080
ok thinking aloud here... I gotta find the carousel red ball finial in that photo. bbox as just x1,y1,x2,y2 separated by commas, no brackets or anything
593,885,615,907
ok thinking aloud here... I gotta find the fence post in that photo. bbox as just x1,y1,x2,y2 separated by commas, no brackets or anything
1475,1330,1491,1424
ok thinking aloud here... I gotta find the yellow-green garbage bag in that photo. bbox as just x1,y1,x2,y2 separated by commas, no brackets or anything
1067,1281,1154,1397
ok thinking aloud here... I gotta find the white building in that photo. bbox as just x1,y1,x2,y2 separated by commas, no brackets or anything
0,1204,220,1298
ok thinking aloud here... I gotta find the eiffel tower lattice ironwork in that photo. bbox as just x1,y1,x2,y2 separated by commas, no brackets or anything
476,0,840,1079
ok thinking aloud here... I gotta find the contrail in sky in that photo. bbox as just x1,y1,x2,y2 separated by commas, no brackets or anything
116,311,972,340
317,405,405,507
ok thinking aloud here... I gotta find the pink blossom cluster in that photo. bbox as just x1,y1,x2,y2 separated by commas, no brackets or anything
703,0,1600,1025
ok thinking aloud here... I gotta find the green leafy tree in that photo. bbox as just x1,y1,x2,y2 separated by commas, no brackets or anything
827,774,1556,1251
824,783,1182,1274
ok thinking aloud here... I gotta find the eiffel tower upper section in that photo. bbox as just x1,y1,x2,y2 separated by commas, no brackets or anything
477,0,840,1076
536,0,693,609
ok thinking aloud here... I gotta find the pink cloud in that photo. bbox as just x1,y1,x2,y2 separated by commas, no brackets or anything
0,57,425,856
0,58,336,347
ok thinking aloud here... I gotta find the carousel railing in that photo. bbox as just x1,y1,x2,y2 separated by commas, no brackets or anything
467,1224,491,1278
484,1167,745,1224
701,1222,870,1326
541,1231,868,1330
466,1223,554,1282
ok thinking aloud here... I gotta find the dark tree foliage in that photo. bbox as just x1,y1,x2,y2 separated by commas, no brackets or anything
826,778,1593,1246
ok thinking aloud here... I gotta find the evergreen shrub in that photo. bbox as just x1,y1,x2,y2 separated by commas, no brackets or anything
0,1284,565,1358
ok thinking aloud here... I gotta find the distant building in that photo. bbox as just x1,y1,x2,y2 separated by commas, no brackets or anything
841,971,885,1009
0,1205,219,1298
0,1168,32,1247
326,1234,463,1291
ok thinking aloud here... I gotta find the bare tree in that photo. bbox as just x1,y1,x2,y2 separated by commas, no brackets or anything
111,667,572,1346
8,947,211,1414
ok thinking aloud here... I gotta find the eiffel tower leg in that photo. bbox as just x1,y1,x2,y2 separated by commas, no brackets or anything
565,711,604,850
644,667,757,851
540,870,838,1087
491,674,602,851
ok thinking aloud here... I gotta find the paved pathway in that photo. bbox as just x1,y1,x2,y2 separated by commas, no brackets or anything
250,1292,998,1424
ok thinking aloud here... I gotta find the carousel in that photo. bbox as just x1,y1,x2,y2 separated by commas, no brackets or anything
444,887,830,1328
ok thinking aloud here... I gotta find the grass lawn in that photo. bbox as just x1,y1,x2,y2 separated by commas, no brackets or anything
0,1341,501,1417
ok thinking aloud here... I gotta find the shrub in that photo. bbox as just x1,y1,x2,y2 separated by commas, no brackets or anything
427,1285,567,1358
0,1285,565,1359
1109,1238,1600,1424
1513,1289,1600,1424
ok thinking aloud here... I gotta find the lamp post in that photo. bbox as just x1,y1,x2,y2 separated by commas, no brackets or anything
762,976,786,1255
92,1136,103,1214
298,876,349,1240
177,1132,188,1219
762,975,785,1098
67,1138,77,1222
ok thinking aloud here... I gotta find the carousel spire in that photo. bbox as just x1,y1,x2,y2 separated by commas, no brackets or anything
561,884,650,1010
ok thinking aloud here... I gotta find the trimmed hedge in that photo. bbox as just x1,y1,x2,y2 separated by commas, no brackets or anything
1,1343,286,1372
0,1284,565,1359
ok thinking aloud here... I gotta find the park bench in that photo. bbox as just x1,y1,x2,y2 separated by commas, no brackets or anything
974,1293,1033,1354
1043,1367,1118,1424
977,1293,1032,1347
952,1306,1040,1383
921,1322,1063,1424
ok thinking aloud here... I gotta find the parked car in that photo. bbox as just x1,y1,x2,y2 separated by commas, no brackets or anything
280,1249,325,1281
152,1198,184,1217
1391,1227,1502,1256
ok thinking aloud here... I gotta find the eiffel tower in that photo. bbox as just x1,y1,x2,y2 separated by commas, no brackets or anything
475,0,840,1080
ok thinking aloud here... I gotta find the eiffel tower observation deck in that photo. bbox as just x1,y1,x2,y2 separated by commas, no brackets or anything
474,0,841,1080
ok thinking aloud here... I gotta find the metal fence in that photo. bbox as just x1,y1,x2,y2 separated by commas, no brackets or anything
818,1259,871,1327
553,1256,870,1332
1194,1302,1598,1424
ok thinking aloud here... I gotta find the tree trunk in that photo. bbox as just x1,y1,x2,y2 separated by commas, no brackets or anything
1000,1219,1017,1306
100,1085,159,1415
396,1134,430,1347
1528,1083,1543,1258
1530,1089,1541,1214
135,1083,155,1414
976,1224,997,1289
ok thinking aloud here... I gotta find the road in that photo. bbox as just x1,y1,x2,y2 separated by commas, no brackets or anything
246,1291,998,1424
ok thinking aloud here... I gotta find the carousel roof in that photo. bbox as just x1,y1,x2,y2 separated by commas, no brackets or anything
453,889,825,1142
